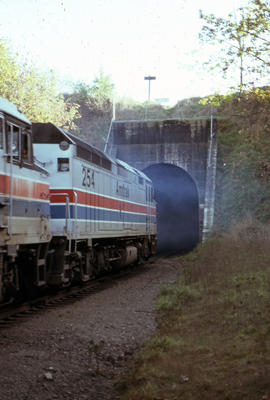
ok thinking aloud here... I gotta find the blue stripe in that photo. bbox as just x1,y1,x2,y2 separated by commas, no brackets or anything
0,196,50,218
51,204,156,224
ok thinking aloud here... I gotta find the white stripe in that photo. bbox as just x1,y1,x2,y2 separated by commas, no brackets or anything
50,202,149,216
0,194,49,203
51,218,154,225
50,186,153,208
0,171,49,185
6,216,48,221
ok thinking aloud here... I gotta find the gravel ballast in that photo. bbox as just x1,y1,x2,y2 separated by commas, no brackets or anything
0,258,179,400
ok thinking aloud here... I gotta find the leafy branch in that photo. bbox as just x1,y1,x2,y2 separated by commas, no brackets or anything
199,0,270,89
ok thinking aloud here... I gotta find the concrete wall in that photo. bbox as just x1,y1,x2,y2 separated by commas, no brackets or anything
106,118,217,240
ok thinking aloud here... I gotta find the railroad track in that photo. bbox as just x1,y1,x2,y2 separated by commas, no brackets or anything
0,260,156,328
0,280,102,323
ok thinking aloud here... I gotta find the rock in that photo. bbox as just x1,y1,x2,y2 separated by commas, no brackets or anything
44,372,53,380
179,375,189,384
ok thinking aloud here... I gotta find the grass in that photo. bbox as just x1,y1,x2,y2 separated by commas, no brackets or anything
116,219,270,400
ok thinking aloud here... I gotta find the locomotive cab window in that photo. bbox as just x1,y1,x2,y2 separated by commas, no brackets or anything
58,158,70,172
5,123,33,166
6,124,19,158
21,129,32,163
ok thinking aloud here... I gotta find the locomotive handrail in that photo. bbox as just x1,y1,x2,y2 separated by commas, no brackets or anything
50,192,71,253
8,124,14,237
73,191,78,252
2,122,14,236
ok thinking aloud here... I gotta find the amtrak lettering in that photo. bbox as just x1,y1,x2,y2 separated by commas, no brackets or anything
116,181,129,198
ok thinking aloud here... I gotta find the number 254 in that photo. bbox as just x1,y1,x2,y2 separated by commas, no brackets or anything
82,167,95,187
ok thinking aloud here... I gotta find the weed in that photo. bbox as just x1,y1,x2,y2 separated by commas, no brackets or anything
117,220,270,400
156,283,201,314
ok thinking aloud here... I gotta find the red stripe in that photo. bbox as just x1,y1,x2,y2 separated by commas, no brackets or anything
50,188,156,216
0,174,50,200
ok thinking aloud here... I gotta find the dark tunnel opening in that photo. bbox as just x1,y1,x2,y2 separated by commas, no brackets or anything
143,163,200,255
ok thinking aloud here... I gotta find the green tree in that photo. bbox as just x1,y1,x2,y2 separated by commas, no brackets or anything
66,71,115,148
89,70,114,111
0,40,20,102
0,40,79,129
115,97,177,120
16,67,79,129
199,0,270,89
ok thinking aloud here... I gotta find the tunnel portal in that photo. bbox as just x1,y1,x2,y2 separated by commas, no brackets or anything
144,163,199,254
106,119,217,242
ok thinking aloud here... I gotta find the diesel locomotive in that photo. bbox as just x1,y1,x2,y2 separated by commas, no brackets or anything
0,98,156,305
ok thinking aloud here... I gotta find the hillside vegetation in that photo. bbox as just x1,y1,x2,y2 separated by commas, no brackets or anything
212,88,270,228
117,220,270,400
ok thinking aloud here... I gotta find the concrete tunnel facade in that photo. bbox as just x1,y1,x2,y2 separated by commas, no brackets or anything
106,119,217,252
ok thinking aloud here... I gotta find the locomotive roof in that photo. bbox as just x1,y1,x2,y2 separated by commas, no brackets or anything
32,122,113,163
32,123,152,182
0,97,31,125
116,159,151,182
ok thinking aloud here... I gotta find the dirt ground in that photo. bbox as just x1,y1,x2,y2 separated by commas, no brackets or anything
0,258,179,400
